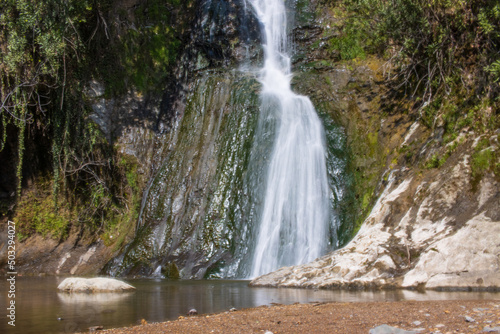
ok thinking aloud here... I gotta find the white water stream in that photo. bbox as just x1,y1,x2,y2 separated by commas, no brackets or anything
249,0,332,278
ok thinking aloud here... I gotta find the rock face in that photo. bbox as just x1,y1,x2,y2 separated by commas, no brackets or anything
57,277,135,293
100,1,265,279
250,146,500,290
248,0,500,292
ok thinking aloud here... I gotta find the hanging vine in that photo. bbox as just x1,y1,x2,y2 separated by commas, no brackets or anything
1,0,193,240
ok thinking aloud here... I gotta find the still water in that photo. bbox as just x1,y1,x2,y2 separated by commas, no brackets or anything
1,276,499,334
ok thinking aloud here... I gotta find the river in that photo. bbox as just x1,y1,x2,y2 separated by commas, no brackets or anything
1,276,499,334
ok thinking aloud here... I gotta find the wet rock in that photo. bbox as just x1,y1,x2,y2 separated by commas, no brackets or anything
88,325,104,331
369,324,418,334
106,71,262,278
57,278,135,293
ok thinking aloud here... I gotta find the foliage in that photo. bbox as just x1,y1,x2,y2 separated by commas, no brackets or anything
0,0,93,195
327,18,367,60
15,178,73,240
0,0,191,242
471,137,500,180
91,0,187,95
486,59,500,84
328,0,500,112
380,0,499,101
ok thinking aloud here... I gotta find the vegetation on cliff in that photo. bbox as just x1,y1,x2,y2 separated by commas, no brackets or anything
0,0,193,242
319,0,500,232
329,0,499,132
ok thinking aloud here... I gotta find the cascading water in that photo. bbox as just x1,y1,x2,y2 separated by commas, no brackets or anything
248,0,332,278
105,0,344,279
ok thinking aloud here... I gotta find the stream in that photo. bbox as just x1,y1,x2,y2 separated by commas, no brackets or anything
1,276,499,334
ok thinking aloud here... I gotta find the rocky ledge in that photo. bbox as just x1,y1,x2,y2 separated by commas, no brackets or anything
251,131,500,290
57,277,135,293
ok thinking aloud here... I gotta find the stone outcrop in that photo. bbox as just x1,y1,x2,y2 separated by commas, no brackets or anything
57,277,135,293
250,138,500,290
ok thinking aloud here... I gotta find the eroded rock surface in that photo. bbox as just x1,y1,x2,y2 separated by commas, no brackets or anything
251,151,500,290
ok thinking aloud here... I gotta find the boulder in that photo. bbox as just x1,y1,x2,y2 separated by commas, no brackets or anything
57,277,135,293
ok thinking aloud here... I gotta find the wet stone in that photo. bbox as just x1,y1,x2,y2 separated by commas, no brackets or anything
369,324,418,334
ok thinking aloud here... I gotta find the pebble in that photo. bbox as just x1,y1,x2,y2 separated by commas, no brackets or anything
412,321,422,326
465,316,476,322
483,327,500,333
369,324,418,334
474,308,489,312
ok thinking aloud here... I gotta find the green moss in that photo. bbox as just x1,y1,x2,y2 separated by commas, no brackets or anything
327,34,366,61
472,149,494,173
471,146,499,181
15,178,74,240
367,131,378,154
426,153,444,169
399,144,414,162
421,98,442,128
294,0,315,25
101,154,142,249
161,262,180,279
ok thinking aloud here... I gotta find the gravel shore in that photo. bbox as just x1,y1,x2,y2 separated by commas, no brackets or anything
91,299,500,333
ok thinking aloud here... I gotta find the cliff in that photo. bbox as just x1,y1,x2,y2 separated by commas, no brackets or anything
0,0,498,289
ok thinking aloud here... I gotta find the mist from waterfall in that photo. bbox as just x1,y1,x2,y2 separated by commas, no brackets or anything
248,0,332,278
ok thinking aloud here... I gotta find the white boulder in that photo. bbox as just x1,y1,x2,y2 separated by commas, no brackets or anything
57,277,135,293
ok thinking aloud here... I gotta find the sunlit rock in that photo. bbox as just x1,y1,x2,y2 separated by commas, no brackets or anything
403,214,500,289
251,152,500,290
57,277,135,293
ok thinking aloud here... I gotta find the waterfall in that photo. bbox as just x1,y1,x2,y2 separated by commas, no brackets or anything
248,0,332,277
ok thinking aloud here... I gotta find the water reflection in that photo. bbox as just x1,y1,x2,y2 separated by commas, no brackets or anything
0,276,498,334
57,292,134,304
